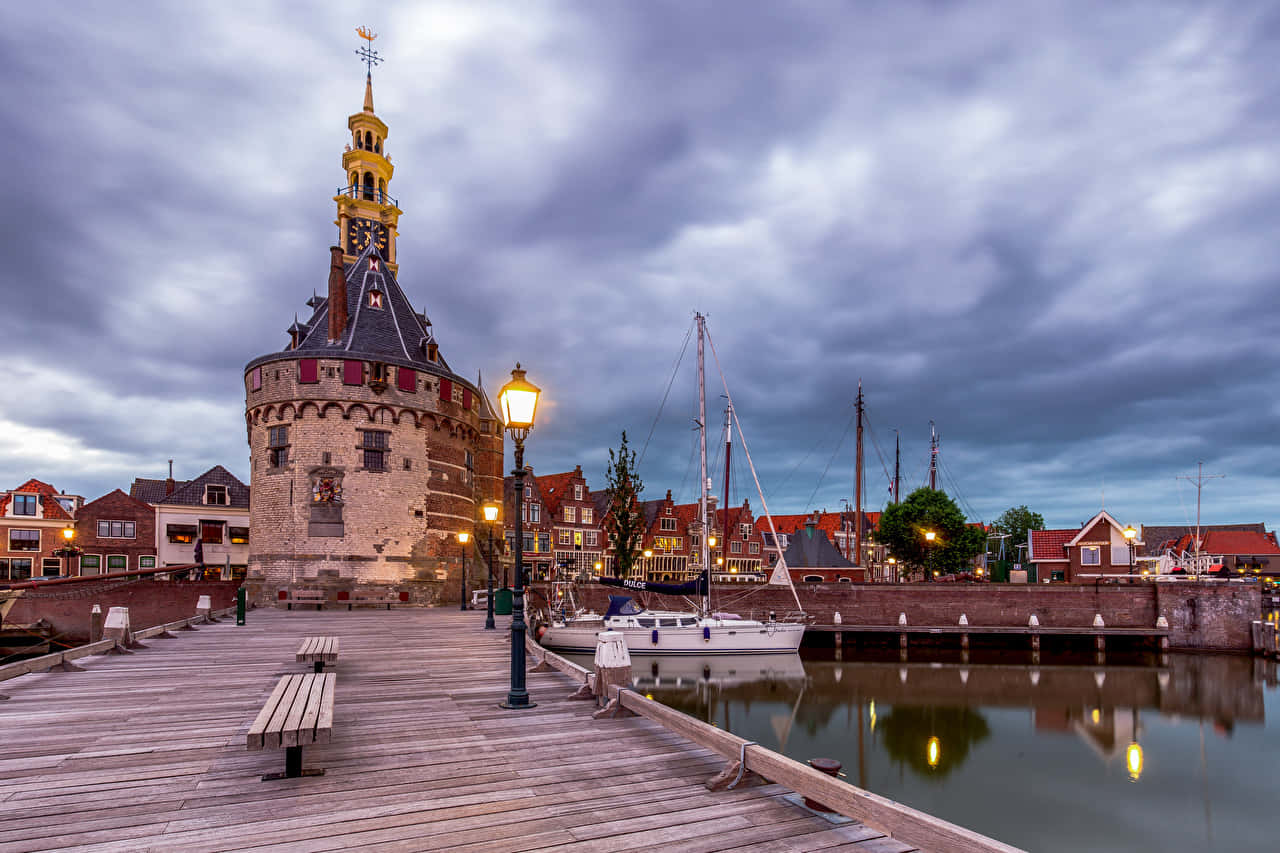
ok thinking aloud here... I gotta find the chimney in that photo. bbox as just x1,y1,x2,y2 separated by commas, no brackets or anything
165,459,175,496
328,246,348,342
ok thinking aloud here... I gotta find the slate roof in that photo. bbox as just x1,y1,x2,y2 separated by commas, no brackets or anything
1028,529,1076,561
157,466,250,509
782,523,856,568
1,479,73,521
245,243,494,421
81,488,156,516
130,478,191,505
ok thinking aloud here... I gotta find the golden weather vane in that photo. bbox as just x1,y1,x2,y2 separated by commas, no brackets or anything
355,26,383,76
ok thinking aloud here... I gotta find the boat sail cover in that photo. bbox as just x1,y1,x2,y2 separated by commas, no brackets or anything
597,575,708,596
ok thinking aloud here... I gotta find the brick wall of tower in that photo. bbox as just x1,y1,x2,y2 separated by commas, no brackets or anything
244,355,502,604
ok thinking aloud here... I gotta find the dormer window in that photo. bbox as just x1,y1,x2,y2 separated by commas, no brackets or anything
368,289,384,309
205,485,228,506
12,494,38,516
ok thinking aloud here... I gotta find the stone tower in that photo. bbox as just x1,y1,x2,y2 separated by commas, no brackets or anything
243,66,503,601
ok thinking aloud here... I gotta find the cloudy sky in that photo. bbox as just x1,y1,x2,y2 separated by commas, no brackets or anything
2,1,1277,533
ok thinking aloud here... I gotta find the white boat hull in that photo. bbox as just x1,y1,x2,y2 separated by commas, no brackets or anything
539,620,805,655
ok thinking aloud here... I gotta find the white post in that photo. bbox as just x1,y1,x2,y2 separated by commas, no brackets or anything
591,631,635,718
103,607,132,646
196,594,214,623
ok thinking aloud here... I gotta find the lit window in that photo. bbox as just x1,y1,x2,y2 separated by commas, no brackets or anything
581,508,593,525
1081,546,1101,566
749,542,760,554
558,530,572,546
585,531,597,547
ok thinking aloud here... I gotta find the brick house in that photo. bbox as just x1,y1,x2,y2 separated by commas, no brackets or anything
713,500,766,577
503,467,552,583
0,479,80,580
73,489,158,575
535,466,604,579
780,516,865,583
1028,511,1140,582
764,509,884,576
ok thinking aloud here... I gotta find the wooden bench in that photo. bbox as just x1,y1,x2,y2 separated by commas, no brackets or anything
336,589,409,610
296,636,339,672
278,588,327,610
246,672,335,780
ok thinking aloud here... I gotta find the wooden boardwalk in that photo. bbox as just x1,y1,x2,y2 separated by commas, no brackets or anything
0,608,919,852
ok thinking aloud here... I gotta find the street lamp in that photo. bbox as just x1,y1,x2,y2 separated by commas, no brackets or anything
482,503,499,630
642,549,653,580
887,556,897,583
498,363,540,711
458,532,471,610
1123,526,1137,576
924,530,936,582
57,526,79,577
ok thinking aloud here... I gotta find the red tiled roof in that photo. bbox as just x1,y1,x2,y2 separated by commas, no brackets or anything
1198,530,1280,556
1029,528,1076,561
4,478,73,520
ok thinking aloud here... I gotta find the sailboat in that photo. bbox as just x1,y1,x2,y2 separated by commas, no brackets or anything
536,313,806,655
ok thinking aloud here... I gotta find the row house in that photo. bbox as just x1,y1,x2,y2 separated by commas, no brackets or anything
502,468,552,582
1028,510,1139,582
72,489,158,575
763,509,887,579
537,466,604,578
0,479,81,581
713,499,766,577
131,465,251,573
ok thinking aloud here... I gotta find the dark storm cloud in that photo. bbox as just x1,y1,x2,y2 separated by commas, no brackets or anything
0,1,1277,532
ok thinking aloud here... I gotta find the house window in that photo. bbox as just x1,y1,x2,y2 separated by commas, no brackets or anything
563,507,576,523
731,541,743,554
574,485,583,501
167,524,196,544
660,518,676,532
42,557,62,576
106,555,127,571
96,520,136,539
228,527,249,544
139,556,156,569
749,542,760,554
12,494,37,516
465,451,474,471
361,429,389,470
581,508,593,525
370,363,389,385
269,426,289,467
558,530,572,546
691,534,701,549
9,529,39,551
1081,546,1101,566
80,554,101,571
762,532,776,547
205,485,228,506
538,533,550,553
7,558,31,580
529,504,541,523
200,521,224,544
740,523,753,537
585,531,597,547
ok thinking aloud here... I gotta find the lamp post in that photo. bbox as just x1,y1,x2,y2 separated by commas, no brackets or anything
59,527,77,577
642,548,652,580
458,531,471,610
924,530,936,582
887,556,897,584
483,503,499,630
498,363,540,710
1123,526,1137,577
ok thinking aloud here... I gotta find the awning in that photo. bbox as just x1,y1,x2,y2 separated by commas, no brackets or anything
166,524,197,535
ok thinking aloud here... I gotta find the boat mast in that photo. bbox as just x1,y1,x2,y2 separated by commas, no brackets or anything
721,402,733,577
1177,461,1224,567
928,421,939,490
893,430,901,505
696,313,710,615
854,380,864,568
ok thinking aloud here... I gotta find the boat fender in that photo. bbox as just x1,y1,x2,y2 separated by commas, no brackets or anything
651,629,659,645
703,626,711,642
535,625,547,641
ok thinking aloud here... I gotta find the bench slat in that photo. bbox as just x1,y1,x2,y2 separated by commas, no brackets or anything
247,675,297,751
282,675,320,747
314,671,336,744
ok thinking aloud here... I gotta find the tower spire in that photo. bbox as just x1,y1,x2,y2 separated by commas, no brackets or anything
364,72,375,113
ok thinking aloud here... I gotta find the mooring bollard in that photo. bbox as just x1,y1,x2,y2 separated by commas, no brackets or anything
591,630,635,719
89,604,104,643
236,587,247,626
803,758,842,812
103,606,143,651
196,595,216,623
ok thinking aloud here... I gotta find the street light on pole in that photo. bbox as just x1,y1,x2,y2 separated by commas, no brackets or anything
458,531,471,611
1123,526,1137,577
924,530,937,582
498,363,540,711
482,503,499,630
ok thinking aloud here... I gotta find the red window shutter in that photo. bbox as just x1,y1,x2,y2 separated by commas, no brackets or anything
343,360,363,385
251,366,262,391
398,367,416,392
439,378,452,401
299,358,318,383
462,388,473,409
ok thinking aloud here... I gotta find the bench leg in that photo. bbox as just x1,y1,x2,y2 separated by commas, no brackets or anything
314,661,324,673
262,746,325,781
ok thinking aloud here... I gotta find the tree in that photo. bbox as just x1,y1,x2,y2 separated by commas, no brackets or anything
878,488,985,577
603,431,645,578
990,505,1045,560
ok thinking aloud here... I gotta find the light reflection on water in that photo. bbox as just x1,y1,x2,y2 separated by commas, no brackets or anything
583,652,1278,852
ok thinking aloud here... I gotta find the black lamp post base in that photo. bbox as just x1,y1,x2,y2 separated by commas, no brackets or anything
499,698,538,710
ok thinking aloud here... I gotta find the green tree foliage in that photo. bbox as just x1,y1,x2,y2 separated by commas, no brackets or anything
878,488,986,575
603,431,645,578
990,505,1046,559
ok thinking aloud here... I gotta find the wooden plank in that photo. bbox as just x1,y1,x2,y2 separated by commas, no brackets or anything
246,675,294,751
314,671,336,745
263,674,305,749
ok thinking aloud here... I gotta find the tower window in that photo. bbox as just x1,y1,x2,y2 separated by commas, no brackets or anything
363,172,374,201
360,429,389,471
268,426,289,467
374,137,382,153
365,131,373,150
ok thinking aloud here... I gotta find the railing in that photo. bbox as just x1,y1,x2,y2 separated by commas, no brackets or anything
527,634,1023,853
335,185,398,207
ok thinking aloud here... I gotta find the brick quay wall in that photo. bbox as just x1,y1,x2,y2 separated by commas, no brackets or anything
536,581,1261,652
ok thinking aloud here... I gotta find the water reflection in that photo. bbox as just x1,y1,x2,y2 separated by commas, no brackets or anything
629,651,1278,852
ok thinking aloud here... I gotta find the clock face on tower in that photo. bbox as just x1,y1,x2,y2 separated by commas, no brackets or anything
347,218,389,254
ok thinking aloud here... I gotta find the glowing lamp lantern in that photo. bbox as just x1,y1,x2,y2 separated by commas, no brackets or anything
62,527,75,542
497,364,540,434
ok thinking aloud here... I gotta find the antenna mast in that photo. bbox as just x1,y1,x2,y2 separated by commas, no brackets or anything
928,421,939,490
854,381,864,568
